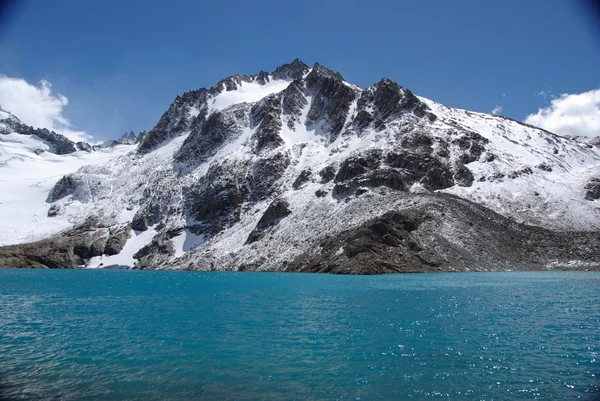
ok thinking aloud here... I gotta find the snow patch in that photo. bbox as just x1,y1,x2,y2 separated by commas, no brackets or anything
209,78,291,112
87,226,157,268
171,229,207,258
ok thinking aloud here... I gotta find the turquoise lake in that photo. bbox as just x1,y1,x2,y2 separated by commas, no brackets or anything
0,270,598,400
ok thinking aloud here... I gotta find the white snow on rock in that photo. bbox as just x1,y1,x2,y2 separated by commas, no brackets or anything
87,226,157,268
209,78,291,112
171,229,206,258
0,128,135,245
2,64,600,269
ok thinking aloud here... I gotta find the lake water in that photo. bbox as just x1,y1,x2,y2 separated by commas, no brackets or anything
0,270,598,400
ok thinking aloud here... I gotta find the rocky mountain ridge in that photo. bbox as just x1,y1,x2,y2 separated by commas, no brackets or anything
0,59,599,272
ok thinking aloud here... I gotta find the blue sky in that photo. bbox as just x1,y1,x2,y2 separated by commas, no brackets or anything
0,0,598,141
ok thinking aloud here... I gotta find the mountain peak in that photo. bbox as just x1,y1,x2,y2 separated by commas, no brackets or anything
271,58,310,80
310,62,344,81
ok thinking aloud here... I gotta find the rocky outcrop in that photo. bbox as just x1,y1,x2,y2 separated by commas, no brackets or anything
585,178,600,200
0,219,109,268
354,78,436,130
292,169,312,189
285,194,600,274
250,95,284,152
246,199,292,244
133,232,175,269
305,63,359,140
175,103,251,165
271,58,310,80
104,225,131,255
0,112,77,154
137,88,209,153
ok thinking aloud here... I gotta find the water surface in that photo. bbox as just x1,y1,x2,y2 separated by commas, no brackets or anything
0,270,598,400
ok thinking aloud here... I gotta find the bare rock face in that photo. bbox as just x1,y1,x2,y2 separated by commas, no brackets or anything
354,78,436,130
271,58,310,80
292,169,312,189
584,178,600,201
246,199,292,244
137,89,209,154
250,95,284,152
0,111,78,154
285,194,600,274
133,232,175,269
0,219,109,268
304,63,359,140
131,214,149,232
47,204,61,217
175,103,251,166
104,225,131,255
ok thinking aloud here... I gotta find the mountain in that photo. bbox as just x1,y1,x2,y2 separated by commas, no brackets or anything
0,59,599,272
0,108,137,245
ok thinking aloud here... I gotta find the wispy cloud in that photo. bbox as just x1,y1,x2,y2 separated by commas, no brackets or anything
525,89,600,137
491,104,503,115
0,75,91,142
534,90,554,100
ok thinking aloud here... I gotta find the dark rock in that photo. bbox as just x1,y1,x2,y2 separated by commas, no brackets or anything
250,95,284,152
116,131,137,145
105,226,131,255
132,214,149,232
138,88,208,153
271,58,310,80
334,151,382,182
0,218,109,268
286,194,600,274
452,132,488,164
48,175,78,202
0,113,77,155
76,142,93,152
209,75,254,95
584,178,600,201
255,71,270,85
421,166,454,190
175,103,250,165
353,79,436,130
292,169,312,189
133,233,174,268
454,164,474,187
246,199,292,244
315,189,328,198
281,80,309,126
34,148,45,155
47,204,61,217
304,63,359,140
385,151,453,190
246,152,291,201
508,167,534,179
319,165,336,183
537,163,553,172
332,169,408,199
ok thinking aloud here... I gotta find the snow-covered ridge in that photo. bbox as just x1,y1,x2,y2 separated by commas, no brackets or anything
0,59,599,271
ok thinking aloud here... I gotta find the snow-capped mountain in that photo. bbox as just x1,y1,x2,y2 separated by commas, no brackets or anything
1,59,599,272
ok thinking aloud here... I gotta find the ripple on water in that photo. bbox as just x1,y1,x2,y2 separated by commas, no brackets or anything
0,270,598,400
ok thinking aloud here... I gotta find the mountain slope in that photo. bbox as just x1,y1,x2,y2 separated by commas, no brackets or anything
0,109,137,245
1,60,599,271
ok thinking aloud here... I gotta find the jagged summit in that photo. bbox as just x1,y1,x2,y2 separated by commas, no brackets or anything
1,60,599,272
271,58,310,80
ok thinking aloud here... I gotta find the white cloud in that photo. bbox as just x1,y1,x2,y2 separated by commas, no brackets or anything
0,75,92,142
525,89,600,137
491,105,503,115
